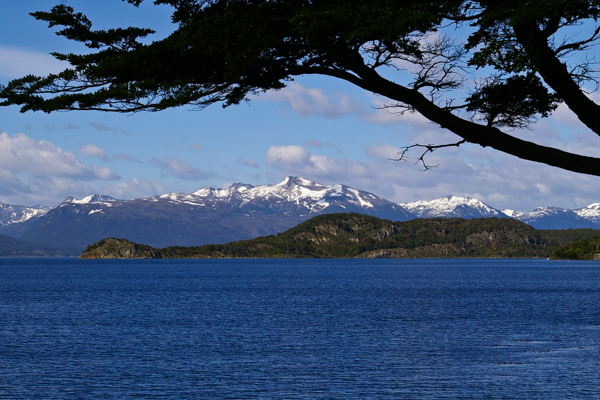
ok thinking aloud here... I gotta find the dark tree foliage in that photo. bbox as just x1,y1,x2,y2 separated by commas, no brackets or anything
550,236,600,259
3,1,600,175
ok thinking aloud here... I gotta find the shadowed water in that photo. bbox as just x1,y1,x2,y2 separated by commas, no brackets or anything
0,258,599,399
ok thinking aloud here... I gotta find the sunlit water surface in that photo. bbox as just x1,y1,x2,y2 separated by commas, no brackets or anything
1,258,599,399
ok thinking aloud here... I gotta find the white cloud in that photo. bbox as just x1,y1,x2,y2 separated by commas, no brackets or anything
258,81,445,132
0,132,121,205
151,157,219,181
552,103,584,128
0,177,94,207
190,142,205,151
365,143,404,160
363,96,432,127
0,46,65,79
0,132,111,179
265,145,312,168
98,178,169,200
78,143,109,161
266,145,371,183
260,82,363,118
91,165,119,181
552,92,600,130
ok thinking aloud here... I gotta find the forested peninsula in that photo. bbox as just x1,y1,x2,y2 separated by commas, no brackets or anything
79,213,600,260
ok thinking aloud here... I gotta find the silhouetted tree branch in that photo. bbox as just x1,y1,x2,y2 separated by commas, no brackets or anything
391,140,467,171
3,1,600,175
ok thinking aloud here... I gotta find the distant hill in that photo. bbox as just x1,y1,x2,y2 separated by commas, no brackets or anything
0,232,77,257
80,213,600,259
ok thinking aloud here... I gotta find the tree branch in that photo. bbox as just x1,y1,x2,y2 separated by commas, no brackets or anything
513,20,600,136
390,140,467,171
555,25,600,56
336,64,600,177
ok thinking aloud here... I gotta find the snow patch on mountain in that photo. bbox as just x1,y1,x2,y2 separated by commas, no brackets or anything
574,203,600,223
22,177,600,235
510,206,598,230
64,195,117,205
188,176,389,214
400,196,506,219
0,202,53,226
500,209,523,218
521,206,565,217
516,207,584,222
348,188,374,208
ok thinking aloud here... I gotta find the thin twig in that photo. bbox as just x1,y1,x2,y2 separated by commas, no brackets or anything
389,140,467,170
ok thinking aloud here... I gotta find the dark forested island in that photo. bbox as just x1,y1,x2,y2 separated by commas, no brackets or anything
79,213,600,260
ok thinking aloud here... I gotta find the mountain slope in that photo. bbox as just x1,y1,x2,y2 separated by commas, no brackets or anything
6,176,600,251
573,203,600,224
0,202,51,227
0,232,77,256
21,198,283,249
399,196,509,219
400,196,600,230
511,206,599,230
81,213,600,259
20,177,413,250
191,176,412,219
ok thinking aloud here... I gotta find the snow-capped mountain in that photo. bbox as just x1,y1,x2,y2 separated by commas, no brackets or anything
500,209,524,218
192,177,356,212
0,202,52,226
399,196,508,219
184,176,411,219
14,177,412,249
399,196,600,229
3,176,600,251
0,202,54,239
63,195,117,205
509,206,599,230
574,203,600,224
0,194,116,230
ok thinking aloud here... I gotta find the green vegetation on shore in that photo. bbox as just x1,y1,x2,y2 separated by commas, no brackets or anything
80,213,600,259
549,237,600,260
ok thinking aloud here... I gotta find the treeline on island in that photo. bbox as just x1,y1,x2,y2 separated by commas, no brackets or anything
79,213,600,260
549,237,600,260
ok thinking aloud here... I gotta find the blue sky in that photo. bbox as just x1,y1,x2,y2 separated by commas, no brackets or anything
1,0,600,211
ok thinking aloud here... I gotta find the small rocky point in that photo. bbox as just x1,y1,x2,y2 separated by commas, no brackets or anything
79,238,161,259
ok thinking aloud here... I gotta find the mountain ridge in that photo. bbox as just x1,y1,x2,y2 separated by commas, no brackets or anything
0,176,599,251
13,177,413,250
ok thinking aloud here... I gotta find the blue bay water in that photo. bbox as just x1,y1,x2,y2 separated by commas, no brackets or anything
0,258,599,399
